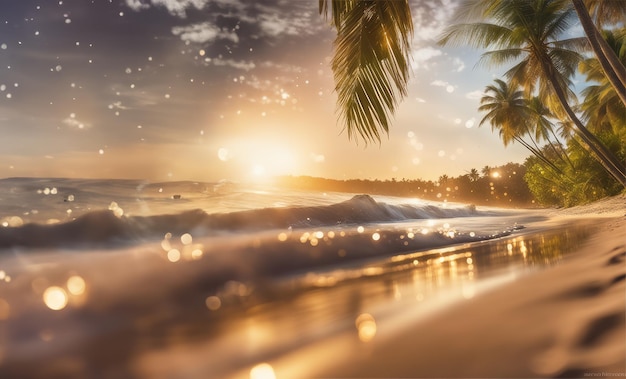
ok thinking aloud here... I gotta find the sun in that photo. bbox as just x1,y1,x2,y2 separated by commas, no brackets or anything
252,164,266,177
248,144,298,181
219,137,300,181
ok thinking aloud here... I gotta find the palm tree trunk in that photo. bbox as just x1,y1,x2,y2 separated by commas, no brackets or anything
548,128,576,170
538,52,626,187
571,0,626,107
513,136,565,176
538,126,574,169
545,138,572,167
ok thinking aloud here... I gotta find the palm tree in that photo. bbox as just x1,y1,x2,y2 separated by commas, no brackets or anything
439,0,626,187
571,0,626,105
438,174,449,186
526,96,574,168
467,168,480,182
319,0,413,143
579,29,626,136
479,79,527,145
481,165,491,178
478,78,563,174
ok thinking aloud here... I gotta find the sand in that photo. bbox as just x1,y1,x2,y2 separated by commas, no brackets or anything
317,195,626,378
1,195,624,378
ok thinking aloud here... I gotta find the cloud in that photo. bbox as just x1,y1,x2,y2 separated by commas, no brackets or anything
257,11,321,38
213,58,255,71
452,57,465,72
259,13,298,37
310,153,325,163
146,0,210,18
465,90,484,100
111,86,167,107
411,46,442,70
126,0,323,39
259,61,303,73
108,101,129,110
125,0,150,11
410,0,457,42
431,80,455,93
172,22,239,44
62,115,90,129
212,0,245,11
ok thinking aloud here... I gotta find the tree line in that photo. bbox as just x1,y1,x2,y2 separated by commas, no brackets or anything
276,162,535,207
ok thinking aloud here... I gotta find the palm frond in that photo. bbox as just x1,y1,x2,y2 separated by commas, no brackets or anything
319,0,357,29
549,47,585,79
323,0,413,143
551,37,590,53
438,22,515,49
477,48,525,69
584,0,626,26
541,3,577,41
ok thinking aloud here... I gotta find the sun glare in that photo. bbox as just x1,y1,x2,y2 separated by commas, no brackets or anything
252,164,266,176
224,138,299,180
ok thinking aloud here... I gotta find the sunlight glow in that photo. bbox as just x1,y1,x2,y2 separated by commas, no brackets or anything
181,233,193,245
43,286,68,311
205,296,221,311
66,275,86,295
355,313,377,342
167,249,181,262
252,164,266,177
250,363,276,379
224,138,299,180
217,147,231,161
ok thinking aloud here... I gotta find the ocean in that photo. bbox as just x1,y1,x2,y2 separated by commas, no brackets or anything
0,177,597,378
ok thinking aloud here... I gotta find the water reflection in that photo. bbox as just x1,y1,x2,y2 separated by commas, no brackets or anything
0,222,597,378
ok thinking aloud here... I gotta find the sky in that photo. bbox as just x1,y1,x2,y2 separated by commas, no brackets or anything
0,0,534,182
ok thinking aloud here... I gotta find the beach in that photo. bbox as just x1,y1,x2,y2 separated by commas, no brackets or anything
317,199,626,378
138,195,626,379
0,181,624,379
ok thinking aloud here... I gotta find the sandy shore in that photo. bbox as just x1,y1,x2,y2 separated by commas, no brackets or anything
1,195,624,378
319,196,626,378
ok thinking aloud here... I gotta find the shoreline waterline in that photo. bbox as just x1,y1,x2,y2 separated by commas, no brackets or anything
0,214,619,378
0,181,623,378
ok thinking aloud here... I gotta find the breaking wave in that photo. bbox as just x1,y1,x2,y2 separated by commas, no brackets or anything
0,194,508,249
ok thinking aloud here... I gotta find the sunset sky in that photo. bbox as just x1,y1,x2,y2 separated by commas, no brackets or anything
0,0,539,182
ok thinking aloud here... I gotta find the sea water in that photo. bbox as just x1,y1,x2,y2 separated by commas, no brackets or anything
0,178,596,378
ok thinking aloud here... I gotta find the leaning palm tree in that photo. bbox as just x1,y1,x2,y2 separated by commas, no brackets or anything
319,0,413,143
478,79,528,146
526,96,574,168
579,29,626,137
439,0,626,187
479,78,563,174
571,0,626,106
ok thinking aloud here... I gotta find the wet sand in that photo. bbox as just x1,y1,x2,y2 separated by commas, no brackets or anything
316,198,626,378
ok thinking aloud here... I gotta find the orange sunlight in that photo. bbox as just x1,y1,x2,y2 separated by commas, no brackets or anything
217,137,300,181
